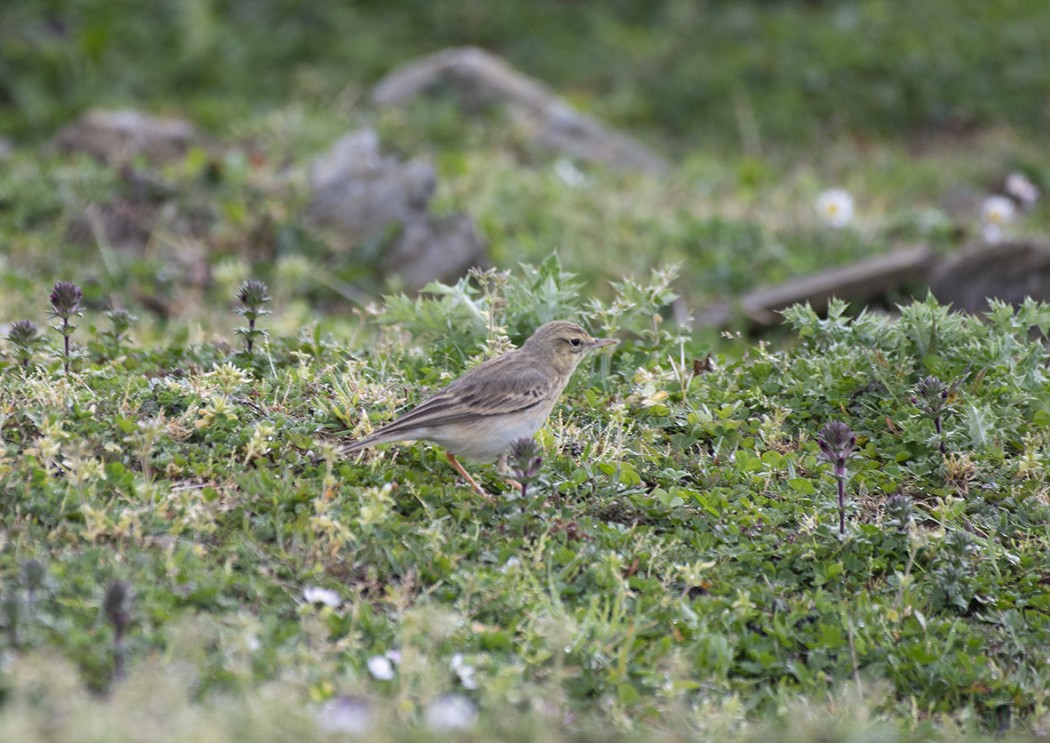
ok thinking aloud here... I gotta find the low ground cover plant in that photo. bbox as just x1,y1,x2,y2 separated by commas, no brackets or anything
1,263,1049,741
3,4,1050,737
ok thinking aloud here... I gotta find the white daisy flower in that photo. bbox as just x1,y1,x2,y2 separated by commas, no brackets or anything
980,195,1016,244
302,586,341,608
367,654,395,681
815,188,855,228
1004,172,1039,207
450,652,478,690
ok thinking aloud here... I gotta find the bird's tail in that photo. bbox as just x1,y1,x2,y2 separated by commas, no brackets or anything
338,428,405,457
338,437,373,457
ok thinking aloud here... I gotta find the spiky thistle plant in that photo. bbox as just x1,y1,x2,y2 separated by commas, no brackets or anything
7,320,41,368
818,420,856,536
235,279,271,353
509,438,544,500
49,281,83,374
103,307,137,353
882,494,914,533
912,375,952,454
933,530,977,613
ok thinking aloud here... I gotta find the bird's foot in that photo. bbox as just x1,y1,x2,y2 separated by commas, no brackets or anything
446,452,494,501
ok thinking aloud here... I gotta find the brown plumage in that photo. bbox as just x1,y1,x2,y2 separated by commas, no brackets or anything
343,320,617,495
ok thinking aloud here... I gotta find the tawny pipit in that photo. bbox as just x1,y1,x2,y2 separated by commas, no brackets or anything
343,321,617,495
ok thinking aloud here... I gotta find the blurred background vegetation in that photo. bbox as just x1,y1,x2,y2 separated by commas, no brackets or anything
3,0,1048,151
1,0,1049,332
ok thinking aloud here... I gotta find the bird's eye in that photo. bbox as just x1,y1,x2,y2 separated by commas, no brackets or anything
569,338,582,348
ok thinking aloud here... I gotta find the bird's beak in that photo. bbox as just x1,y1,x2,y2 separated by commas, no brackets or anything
591,337,618,348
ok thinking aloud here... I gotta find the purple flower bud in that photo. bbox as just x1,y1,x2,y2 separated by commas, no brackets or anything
819,420,856,536
818,420,856,470
913,375,950,416
8,320,39,347
236,279,271,312
510,438,544,498
49,281,83,318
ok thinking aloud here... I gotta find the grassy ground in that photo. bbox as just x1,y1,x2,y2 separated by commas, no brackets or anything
4,272,1050,742
3,2,1050,741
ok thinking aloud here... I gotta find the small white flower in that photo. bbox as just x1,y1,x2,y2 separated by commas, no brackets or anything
980,195,1016,244
1004,172,1039,207
982,223,1005,244
981,194,1016,225
316,695,372,734
367,654,395,681
424,693,477,731
554,158,587,188
450,652,478,690
302,586,341,608
815,188,855,228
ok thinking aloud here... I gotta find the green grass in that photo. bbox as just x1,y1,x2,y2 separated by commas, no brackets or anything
3,265,1050,740
1,122,1047,331
3,0,1050,149
3,2,1050,740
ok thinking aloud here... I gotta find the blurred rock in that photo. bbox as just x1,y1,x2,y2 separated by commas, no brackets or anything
307,129,435,240
383,214,487,291
307,128,488,292
370,46,670,175
66,163,211,259
692,246,936,328
66,200,154,253
52,109,209,165
0,136,13,160
929,241,1050,313
939,184,984,224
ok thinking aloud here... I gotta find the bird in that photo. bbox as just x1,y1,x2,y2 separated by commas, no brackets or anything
342,320,617,496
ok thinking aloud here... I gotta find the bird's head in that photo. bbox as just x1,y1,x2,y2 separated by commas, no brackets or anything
523,320,618,373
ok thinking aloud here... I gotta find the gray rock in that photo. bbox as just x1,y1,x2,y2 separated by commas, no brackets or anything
929,241,1050,313
52,109,207,165
370,46,670,175
307,129,436,241
383,213,488,292
307,128,488,292
66,201,154,253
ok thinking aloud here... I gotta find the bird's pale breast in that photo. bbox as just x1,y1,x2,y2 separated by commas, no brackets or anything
419,406,551,461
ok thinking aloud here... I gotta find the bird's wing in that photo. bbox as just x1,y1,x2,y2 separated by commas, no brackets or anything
346,356,554,450
388,362,552,427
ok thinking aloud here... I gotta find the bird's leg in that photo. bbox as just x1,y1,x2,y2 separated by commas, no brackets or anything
446,452,490,498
